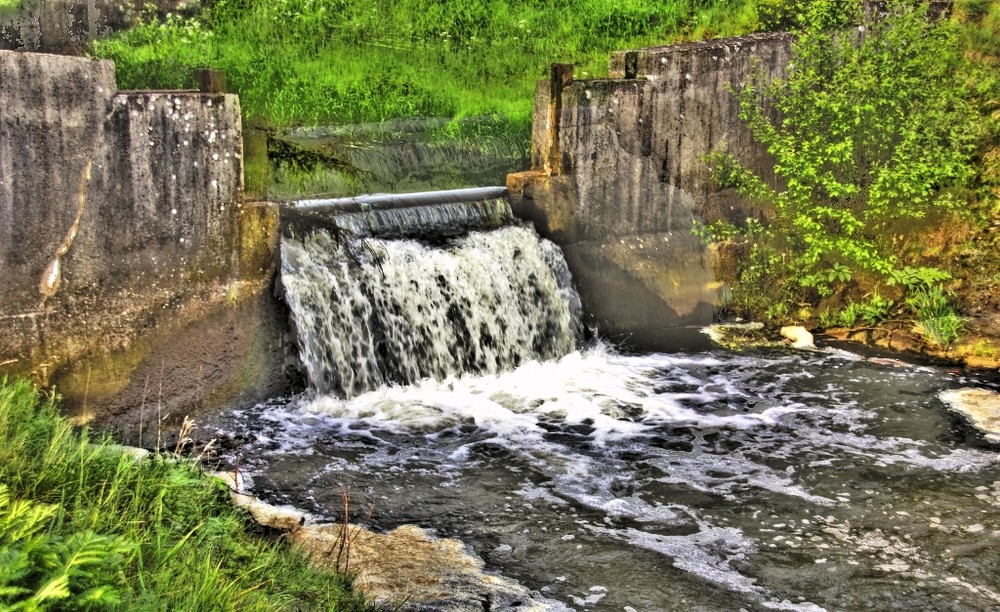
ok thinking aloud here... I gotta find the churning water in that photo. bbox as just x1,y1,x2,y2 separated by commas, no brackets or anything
216,221,1000,611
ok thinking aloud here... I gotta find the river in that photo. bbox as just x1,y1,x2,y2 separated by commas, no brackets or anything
204,218,1000,611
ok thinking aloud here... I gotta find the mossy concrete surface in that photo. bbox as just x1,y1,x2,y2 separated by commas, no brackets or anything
509,33,792,349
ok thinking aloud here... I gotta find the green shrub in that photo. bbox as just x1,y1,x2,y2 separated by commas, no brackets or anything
756,0,863,31
705,0,982,317
0,484,132,609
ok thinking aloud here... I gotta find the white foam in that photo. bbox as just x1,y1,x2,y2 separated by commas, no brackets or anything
588,522,761,594
219,345,1000,610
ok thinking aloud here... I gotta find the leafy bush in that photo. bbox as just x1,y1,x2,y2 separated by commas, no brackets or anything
839,293,894,327
706,0,983,318
906,286,965,346
756,0,863,31
0,485,131,609
888,266,953,291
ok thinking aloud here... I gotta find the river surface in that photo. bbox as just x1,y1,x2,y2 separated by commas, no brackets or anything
204,344,1000,611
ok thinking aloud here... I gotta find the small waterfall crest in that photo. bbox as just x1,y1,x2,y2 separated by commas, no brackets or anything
280,198,582,397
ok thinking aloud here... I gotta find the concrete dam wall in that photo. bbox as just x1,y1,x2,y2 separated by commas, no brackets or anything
509,32,792,348
0,50,287,437
0,30,795,432
1,0,187,54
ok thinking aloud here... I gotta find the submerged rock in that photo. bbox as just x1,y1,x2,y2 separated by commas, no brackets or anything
210,470,309,531
939,388,1000,442
289,523,558,611
207,471,558,611
702,322,769,348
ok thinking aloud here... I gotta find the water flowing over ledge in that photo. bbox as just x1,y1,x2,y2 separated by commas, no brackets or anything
324,198,513,239
281,223,582,397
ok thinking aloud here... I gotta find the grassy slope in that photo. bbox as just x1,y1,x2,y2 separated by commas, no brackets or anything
0,377,369,610
89,0,759,128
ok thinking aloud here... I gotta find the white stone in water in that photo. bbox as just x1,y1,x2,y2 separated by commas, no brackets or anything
780,325,815,349
940,388,1000,442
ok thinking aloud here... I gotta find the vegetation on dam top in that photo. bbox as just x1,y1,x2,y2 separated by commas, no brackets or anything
88,0,764,129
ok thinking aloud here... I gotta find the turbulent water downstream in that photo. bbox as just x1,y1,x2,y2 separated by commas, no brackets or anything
210,219,1000,611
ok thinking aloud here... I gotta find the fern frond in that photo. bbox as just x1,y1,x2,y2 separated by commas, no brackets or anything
28,573,70,603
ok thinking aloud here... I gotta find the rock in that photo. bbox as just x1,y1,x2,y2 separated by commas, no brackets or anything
820,327,852,341
702,322,770,348
288,523,563,611
101,444,151,462
236,496,308,532
207,471,308,531
207,470,561,611
780,326,815,349
939,388,1000,442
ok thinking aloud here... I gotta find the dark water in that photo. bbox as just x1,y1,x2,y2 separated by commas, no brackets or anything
205,346,1000,611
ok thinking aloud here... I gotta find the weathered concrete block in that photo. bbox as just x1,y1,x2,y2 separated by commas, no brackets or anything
0,52,116,324
0,50,291,430
99,91,243,283
510,33,793,348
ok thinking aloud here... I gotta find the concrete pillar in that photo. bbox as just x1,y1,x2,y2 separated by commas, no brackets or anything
197,68,227,93
546,63,573,176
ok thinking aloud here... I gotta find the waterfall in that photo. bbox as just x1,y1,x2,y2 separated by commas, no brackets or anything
280,205,582,397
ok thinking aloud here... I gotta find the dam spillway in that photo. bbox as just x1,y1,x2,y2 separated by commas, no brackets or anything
279,192,582,397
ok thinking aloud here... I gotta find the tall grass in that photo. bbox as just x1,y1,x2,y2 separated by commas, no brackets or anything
0,377,368,610
89,0,759,128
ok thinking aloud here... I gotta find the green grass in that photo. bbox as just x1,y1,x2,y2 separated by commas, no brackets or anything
0,376,368,611
89,0,759,128
906,286,966,347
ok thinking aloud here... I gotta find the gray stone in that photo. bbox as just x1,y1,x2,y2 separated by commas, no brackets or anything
0,51,292,432
289,523,565,611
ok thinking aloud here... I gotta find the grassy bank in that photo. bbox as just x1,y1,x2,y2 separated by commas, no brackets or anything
89,0,758,129
0,376,367,610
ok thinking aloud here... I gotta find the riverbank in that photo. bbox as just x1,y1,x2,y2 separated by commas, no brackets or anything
710,318,1000,371
0,377,367,610
818,322,1000,371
